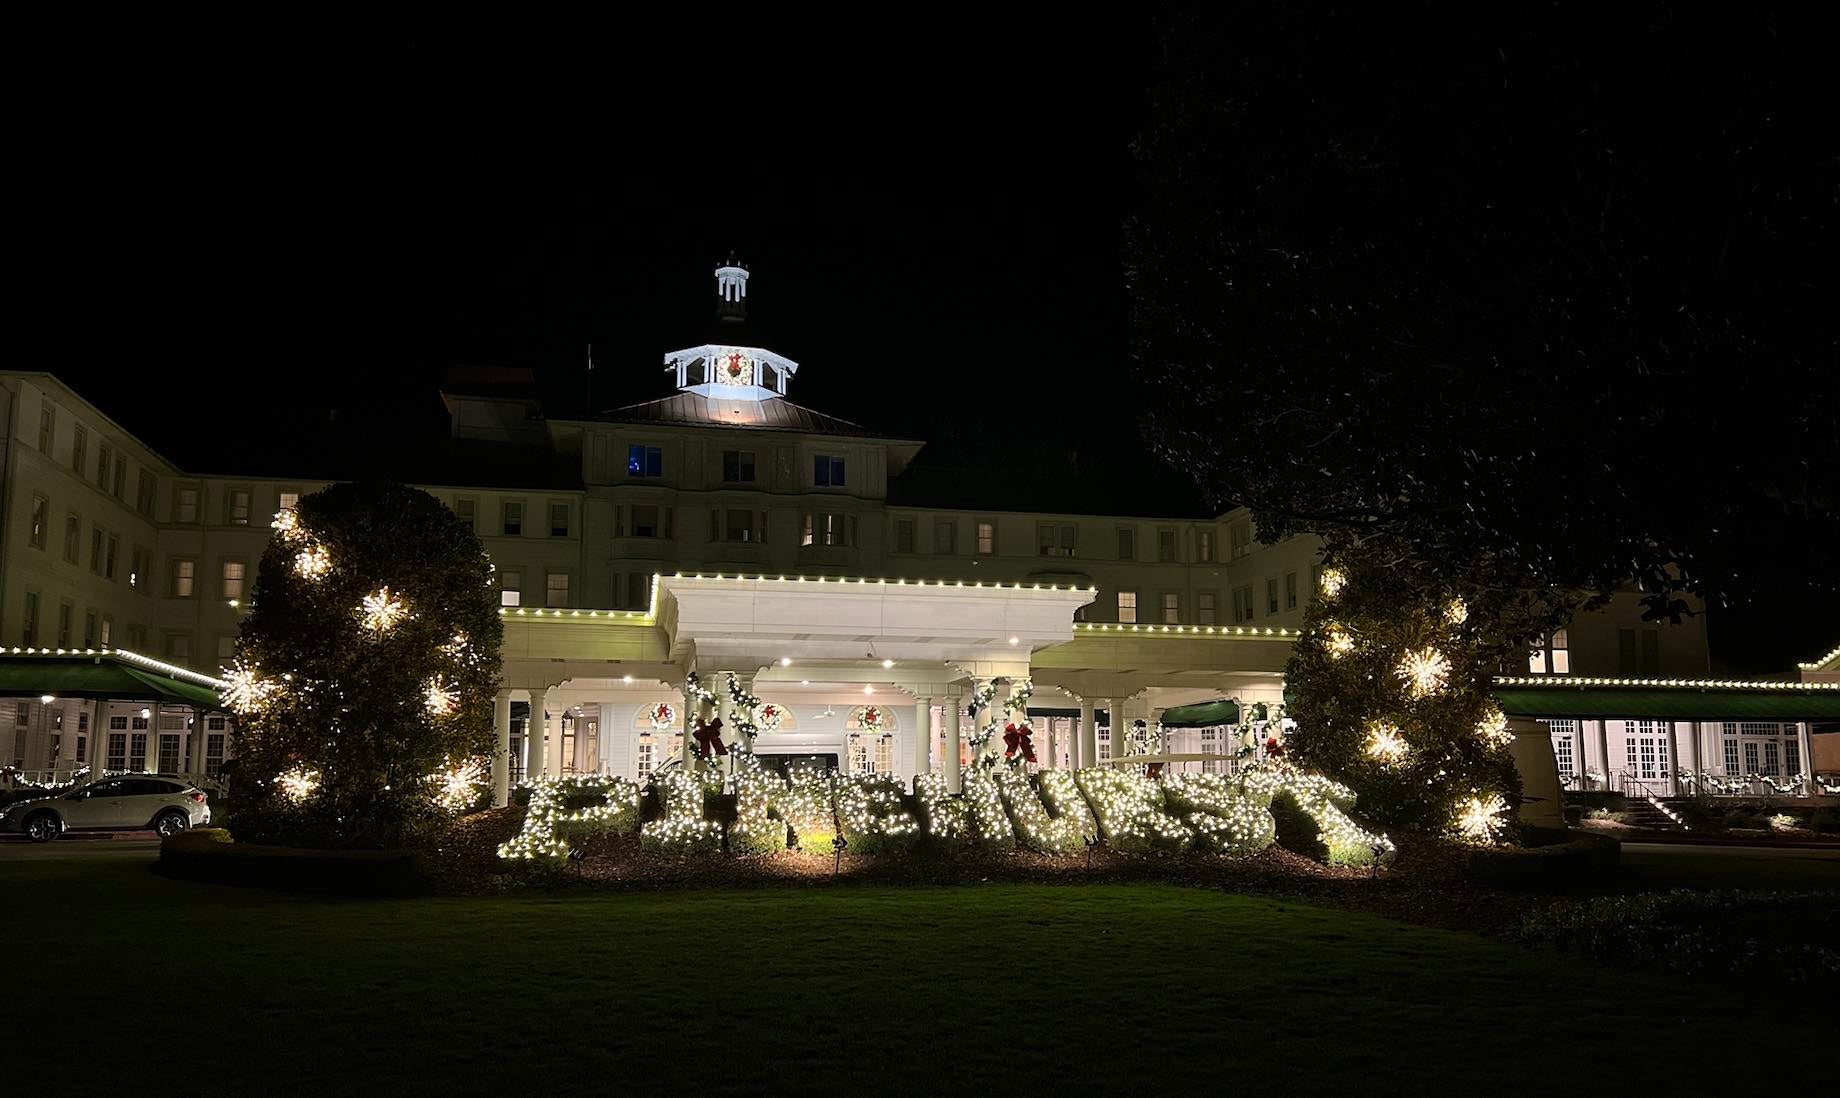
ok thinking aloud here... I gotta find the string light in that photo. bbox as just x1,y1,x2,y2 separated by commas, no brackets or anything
293,543,332,580
1474,704,1511,748
221,661,278,715
359,587,407,633
275,765,319,803
497,774,641,862
432,757,485,812
1323,622,1356,659
1364,721,1410,764
1444,597,1469,626
1453,793,1510,843
1396,646,1452,698
423,679,457,717
1318,567,1347,599
270,508,302,542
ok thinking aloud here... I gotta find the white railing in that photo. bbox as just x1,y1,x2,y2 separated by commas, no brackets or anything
1674,770,1815,798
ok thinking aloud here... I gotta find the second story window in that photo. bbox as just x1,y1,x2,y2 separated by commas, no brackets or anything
934,519,956,555
172,558,195,598
1232,585,1255,624
976,521,995,555
1285,571,1298,610
549,503,570,538
1158,529,1178,563
628,445,663,478
1117,591,1137,624
814,455,846,487
62,513,80,563
1266,577,1280,615
89,527,104,574
722,450,756,483
130,547,149,590
1529,630,1571,675
228,489,251,525
626,504,668,538
96,444,112,491
135,471,156,517
723,509,760,543
454,499,475,531
1198,591,1217,625
1617,628,1659,676
38,405,54,453
222,561,245,599
104,534,118,580
1229,519,1252,560
545,572,570,607
1038,523,1077,558
175,486,199,523
1117,527,1135,561
500,570,521,607
1162,592,1180,624
1197,530,1214,563
894,519,915,553
71,424,87,474
278,491,299,512
28,494,47,550
802,512,853,548
501,501,522,536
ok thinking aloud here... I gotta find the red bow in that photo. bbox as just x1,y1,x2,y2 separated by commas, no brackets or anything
1264,736,1285,759
1002,722,1036,763
694,717,728,758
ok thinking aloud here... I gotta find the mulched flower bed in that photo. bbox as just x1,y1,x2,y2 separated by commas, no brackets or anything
421,807,1564,935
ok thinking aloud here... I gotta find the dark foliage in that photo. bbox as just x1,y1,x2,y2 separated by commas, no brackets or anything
1513,890,1840,984
230,482,501,848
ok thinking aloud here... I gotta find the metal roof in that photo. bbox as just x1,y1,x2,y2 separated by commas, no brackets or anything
0,654,224,710
597,392,875,437
1495,685,1840,721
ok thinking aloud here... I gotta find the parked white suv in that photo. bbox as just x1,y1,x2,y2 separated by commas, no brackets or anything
0,776,211,842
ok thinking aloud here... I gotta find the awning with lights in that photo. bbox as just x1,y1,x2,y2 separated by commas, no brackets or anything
0,653,224,710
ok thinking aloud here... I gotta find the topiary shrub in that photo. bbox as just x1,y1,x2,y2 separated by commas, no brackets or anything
225,482,502,849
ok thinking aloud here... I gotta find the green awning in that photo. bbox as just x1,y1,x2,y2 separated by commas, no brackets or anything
1494,686,1840,721
1159,699,1241,728
0,655,223,710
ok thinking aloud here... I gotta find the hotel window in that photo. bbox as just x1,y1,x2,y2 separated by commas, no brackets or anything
63,513,80,563
71,423,87,473
1266,578,1280,615
227,489,251,525
875,734,893,775
38,405,54,452
104,535,118,581
500,570,521,607
1285,572,1298,610
1197,530,1214,563
57,602,71,647
206,734,226,776
100,617,112,647
167,633,192,661
501,501,523,536
175,485,199,523
130,547,149,591
1786,736,1801,776
28,494,47,550
813,455,846,487
96,443,112,490
934,519,956,555
1117,591,1137,624
628,445,664,478
976,521,995,555
1158,529,1177,562
894,519,916,553
136,471,156,517
1529,630,1570,674
722,450,756,483
454,498,475,530
1229,519,1252,560
1038,523,1077,558
1617,628,1660,676
1116,527,1136,560
107,732,127,773
1232,585,1255,623
158,734,181,774
1552,733,1575,778
216,634,234,660
89,527,104,574
628,504,668,538
112,456,125,499
724,509,760,543
1161,592,1180,624
802,512,853,547
1198,591,1217,625
549,502,570,538
129,731,148,770
83,612,96,647
627,572,652,610
222,561,246,599
636,732,656,781
278,491,299,513
22,592,38,645
545,572,570,608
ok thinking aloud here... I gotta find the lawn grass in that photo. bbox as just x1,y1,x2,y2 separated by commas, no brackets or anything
14,851,1828,1095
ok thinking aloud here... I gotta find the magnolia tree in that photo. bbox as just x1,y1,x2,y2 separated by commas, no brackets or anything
225,482,502,847
1284,563,1521,840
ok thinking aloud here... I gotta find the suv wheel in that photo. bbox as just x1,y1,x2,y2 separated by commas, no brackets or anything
23,812,60,843
153,810,190,838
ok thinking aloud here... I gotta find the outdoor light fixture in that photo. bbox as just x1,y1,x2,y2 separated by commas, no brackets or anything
39,694,54,704
800,679,810,686
621,674,633,684
863,685,875,695
881,658,895,669
139,708,151,719
1008,636,1020,646
780,656,792,666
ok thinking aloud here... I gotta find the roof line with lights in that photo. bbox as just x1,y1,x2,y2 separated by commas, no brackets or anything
662,573,1097,594
1495,675,1840,692
1797,642,1840,670
0,646,227,689
1072,622,1300,640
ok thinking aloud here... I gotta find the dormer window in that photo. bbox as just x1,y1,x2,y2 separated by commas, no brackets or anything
814,455,846,488
628,445,663,478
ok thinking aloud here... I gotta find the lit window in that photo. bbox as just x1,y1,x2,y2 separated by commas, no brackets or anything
222,561,245,599
976,522,995,555
1529,629,1570,675
1117,591,1137,624
627,445,663,478
172,559,195,598
1161,592,1179,624
229,489,251,525
1197,592,1216,625
500,570,521,607
545,572,570,608
814,455,846,487
28,494,46,550
278,491,299,513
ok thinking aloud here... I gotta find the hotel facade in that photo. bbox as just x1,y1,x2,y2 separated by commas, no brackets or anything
1,264,1834,806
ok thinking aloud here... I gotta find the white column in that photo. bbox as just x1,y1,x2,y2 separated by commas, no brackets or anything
492,689,513,807
1077,699,1095,770
186,702,205,778
725,671,751,781
681,679,700,771
1043,713,1058,770
1795,722,1815,794
1099,698,1116,764
147,702,162,773
1593,719,1611,790
945,690,964,794
1687,720,1702,786
916,696,937,779
529,688,552,779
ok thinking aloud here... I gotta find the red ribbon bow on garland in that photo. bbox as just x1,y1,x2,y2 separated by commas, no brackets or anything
1263,735,1285,759
1002,721,1037,764
694,717,729,758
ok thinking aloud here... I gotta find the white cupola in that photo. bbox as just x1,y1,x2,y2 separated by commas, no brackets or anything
662,257,799,402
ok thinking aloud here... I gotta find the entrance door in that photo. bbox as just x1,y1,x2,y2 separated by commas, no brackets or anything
157,734,181,774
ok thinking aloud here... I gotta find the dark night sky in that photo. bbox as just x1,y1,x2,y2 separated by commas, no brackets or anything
15,5,1156,481
12,5,1837,672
